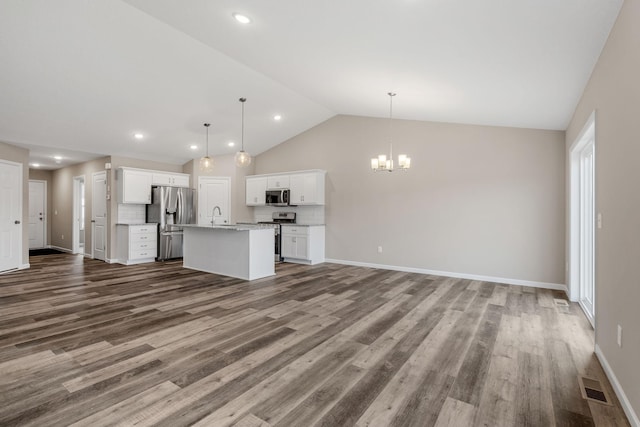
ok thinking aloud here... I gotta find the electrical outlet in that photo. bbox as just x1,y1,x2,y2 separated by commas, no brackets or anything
377,246,383,253
617,325,622,347
597,213,602,229
61,234,64,240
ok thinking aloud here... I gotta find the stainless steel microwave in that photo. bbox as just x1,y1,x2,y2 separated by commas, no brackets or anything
266,189,290,206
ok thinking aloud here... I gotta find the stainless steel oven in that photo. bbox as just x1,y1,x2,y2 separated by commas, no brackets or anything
258,212,296,262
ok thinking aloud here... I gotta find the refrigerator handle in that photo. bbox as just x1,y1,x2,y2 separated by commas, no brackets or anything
176,189,183,224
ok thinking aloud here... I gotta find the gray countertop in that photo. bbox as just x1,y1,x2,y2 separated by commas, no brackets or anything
181,224,276,231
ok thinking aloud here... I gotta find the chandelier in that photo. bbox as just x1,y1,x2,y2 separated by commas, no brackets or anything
371,92,411,172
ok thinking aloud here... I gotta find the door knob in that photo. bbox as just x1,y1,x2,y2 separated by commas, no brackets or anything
14,220,20,224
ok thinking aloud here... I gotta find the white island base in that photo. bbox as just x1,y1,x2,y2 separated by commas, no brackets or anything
182,226,275,281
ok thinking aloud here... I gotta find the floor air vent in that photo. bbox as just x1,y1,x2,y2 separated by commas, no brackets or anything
554,298,569,307
578,376,611,405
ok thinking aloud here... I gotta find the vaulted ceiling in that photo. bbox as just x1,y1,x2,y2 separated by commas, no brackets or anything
0,0,623,169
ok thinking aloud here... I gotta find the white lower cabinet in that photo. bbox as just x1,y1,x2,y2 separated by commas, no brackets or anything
281,225,325,265
116,224,157,265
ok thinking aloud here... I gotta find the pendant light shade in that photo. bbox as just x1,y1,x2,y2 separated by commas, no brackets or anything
371,92,411,172
235,97,252,168
199,123,214,173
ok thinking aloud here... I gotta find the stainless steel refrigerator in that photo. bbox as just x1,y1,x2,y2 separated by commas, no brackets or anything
146,186,196,260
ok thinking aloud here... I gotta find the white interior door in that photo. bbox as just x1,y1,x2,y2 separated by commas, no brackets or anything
198,177,230,226
0,160,22,272
570,112,596,327
579,140,595,321
28,180,46,249
92,171,107,261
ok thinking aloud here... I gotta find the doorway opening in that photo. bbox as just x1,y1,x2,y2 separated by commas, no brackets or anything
73,176,85,255
570,111,596,327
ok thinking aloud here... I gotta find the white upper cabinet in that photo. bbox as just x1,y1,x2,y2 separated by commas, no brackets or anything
152,172,189,187
246,170,326,206
117,168,152,204
267,175,290,189
290,171,325,205
246,176,267,206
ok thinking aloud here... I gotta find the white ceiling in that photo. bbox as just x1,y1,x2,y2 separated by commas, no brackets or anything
0,0,623,170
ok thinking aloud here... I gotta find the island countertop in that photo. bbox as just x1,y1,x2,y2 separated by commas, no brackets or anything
182,225,275,281
180,223,276,231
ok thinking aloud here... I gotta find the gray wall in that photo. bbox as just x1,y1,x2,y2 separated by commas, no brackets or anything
48,155,186,260
255,115,566,285
0,141,29,266
50,157,110,255
565,0,640,417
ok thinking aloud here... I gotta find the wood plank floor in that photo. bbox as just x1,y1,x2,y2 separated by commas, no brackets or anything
0,254,630,426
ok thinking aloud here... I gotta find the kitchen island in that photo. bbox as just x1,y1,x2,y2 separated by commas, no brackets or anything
182,224,275,281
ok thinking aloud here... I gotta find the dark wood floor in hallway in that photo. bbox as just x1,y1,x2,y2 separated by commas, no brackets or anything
0,254,630,426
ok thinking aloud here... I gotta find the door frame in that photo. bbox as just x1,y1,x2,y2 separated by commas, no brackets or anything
72,175,85,255
0,158,23,272
569,111,596,327
28,179,47,249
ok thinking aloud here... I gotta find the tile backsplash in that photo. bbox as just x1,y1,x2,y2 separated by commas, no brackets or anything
254,205,325,225
117,204,146,224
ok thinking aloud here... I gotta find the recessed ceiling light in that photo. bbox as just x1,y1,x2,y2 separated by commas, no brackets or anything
228,141,235,147
32,163,40,168
53,155,62,160
233,13,251,24
273,115,282,121
190,144,198,150
134,133,144,140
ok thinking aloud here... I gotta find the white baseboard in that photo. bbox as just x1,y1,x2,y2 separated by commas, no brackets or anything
595,344,639,427
49,245,73,254
0,263,30,275
325,258,568,292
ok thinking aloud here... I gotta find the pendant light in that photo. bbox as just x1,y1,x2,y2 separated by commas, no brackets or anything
199,123,214,172
235,97,252,167
371,92,411,172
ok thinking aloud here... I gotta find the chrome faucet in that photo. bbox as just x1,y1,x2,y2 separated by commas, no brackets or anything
212,205,222,225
